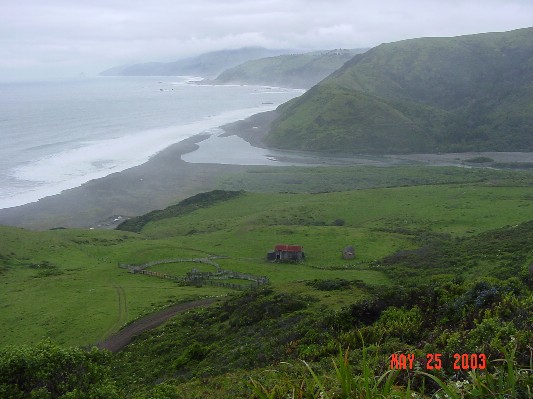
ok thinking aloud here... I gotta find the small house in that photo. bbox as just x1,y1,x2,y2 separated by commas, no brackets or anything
267,244,305,262
342,245,355,260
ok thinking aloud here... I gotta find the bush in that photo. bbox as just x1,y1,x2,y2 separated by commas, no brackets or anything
224,289,308,328
374,306,424,343
306,279,352,291
0,340,118,399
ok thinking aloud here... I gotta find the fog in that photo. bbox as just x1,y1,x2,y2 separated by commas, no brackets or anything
1,0,531,80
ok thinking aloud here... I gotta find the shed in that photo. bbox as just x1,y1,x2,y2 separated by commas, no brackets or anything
267,244,305,262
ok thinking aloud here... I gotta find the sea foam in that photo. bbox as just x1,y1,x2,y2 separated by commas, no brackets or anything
0,104,282,210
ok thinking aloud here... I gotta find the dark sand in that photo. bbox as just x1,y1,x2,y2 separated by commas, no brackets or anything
1,110,531,230
0,110,286,230
0,134,248,229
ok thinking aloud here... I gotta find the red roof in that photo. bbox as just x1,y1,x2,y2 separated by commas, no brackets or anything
275,244,303,252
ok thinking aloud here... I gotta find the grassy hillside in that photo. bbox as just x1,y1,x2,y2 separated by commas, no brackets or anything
0,226,230,346
110,202,533,397
1,167,531,347
266,27,533,153
208,49,366,88
1,165,532,397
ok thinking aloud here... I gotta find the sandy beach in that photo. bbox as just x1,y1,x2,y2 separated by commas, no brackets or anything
0,109,531,230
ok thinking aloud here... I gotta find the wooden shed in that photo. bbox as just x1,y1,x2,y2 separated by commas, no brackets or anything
267,244,305,262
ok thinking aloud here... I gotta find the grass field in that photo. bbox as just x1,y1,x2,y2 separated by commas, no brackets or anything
0,228,230,347
0,169,531,348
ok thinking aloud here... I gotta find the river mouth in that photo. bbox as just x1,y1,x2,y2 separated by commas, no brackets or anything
181,129,533,169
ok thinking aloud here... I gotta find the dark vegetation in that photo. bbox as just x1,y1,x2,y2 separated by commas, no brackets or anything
0,340,118,398
117,190,244,233
28,260,64,278
0,253,11,274
219,165,532,194
306,278,360,291
267,27,533,153
378,220,533,285
465,156,495,164
112,289,313,394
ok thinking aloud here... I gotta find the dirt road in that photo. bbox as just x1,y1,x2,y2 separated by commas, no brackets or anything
96,298,217,352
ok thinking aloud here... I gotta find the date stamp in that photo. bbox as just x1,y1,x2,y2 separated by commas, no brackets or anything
390,353,487,370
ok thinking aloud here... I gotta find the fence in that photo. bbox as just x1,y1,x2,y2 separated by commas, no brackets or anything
136,269,185,281
119,257,268,290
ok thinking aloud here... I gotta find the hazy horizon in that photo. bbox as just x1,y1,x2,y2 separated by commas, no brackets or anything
1,0,532,81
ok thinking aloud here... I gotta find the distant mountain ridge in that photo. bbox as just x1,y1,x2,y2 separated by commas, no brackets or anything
100,47,294,78
205,48,368,88
266,27,533,154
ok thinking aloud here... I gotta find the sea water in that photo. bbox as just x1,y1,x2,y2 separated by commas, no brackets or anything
0,77,302,209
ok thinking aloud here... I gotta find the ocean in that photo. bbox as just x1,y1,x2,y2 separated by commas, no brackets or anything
0,77,302,209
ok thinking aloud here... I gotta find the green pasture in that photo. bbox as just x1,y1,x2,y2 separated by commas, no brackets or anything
149,261,218,275
0,228,229,347
142,184,532,243
0,178,531,347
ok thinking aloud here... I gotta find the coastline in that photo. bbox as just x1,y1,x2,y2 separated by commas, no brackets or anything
0,107,289,230
0,77,304,215
0,134,248,230
219,109,278,149
0,108,532,230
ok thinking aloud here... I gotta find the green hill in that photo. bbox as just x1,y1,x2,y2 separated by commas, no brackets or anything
100,47,293,78
266,27,533,153
207,49,366,88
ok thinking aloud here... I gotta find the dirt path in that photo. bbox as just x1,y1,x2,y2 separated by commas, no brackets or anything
98,284,128,343
112,284,128,332
96,298,217,353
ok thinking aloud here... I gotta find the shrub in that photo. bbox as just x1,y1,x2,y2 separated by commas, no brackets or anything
306,279,352,291
0,340,118,399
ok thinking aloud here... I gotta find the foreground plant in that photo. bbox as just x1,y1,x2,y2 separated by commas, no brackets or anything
250,342,532,399
417,342,533,398
250,346,405,399
0,339,119,399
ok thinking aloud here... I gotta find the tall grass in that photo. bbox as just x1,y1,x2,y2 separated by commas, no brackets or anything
250,346,404,398
250,343,532,398
417,343,533,398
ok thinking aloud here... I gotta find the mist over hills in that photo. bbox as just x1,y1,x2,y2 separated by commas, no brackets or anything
266,27,533,154
206,49,368,89
100,47,294,78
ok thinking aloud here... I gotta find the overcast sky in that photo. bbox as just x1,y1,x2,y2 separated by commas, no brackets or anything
1,0,531,80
